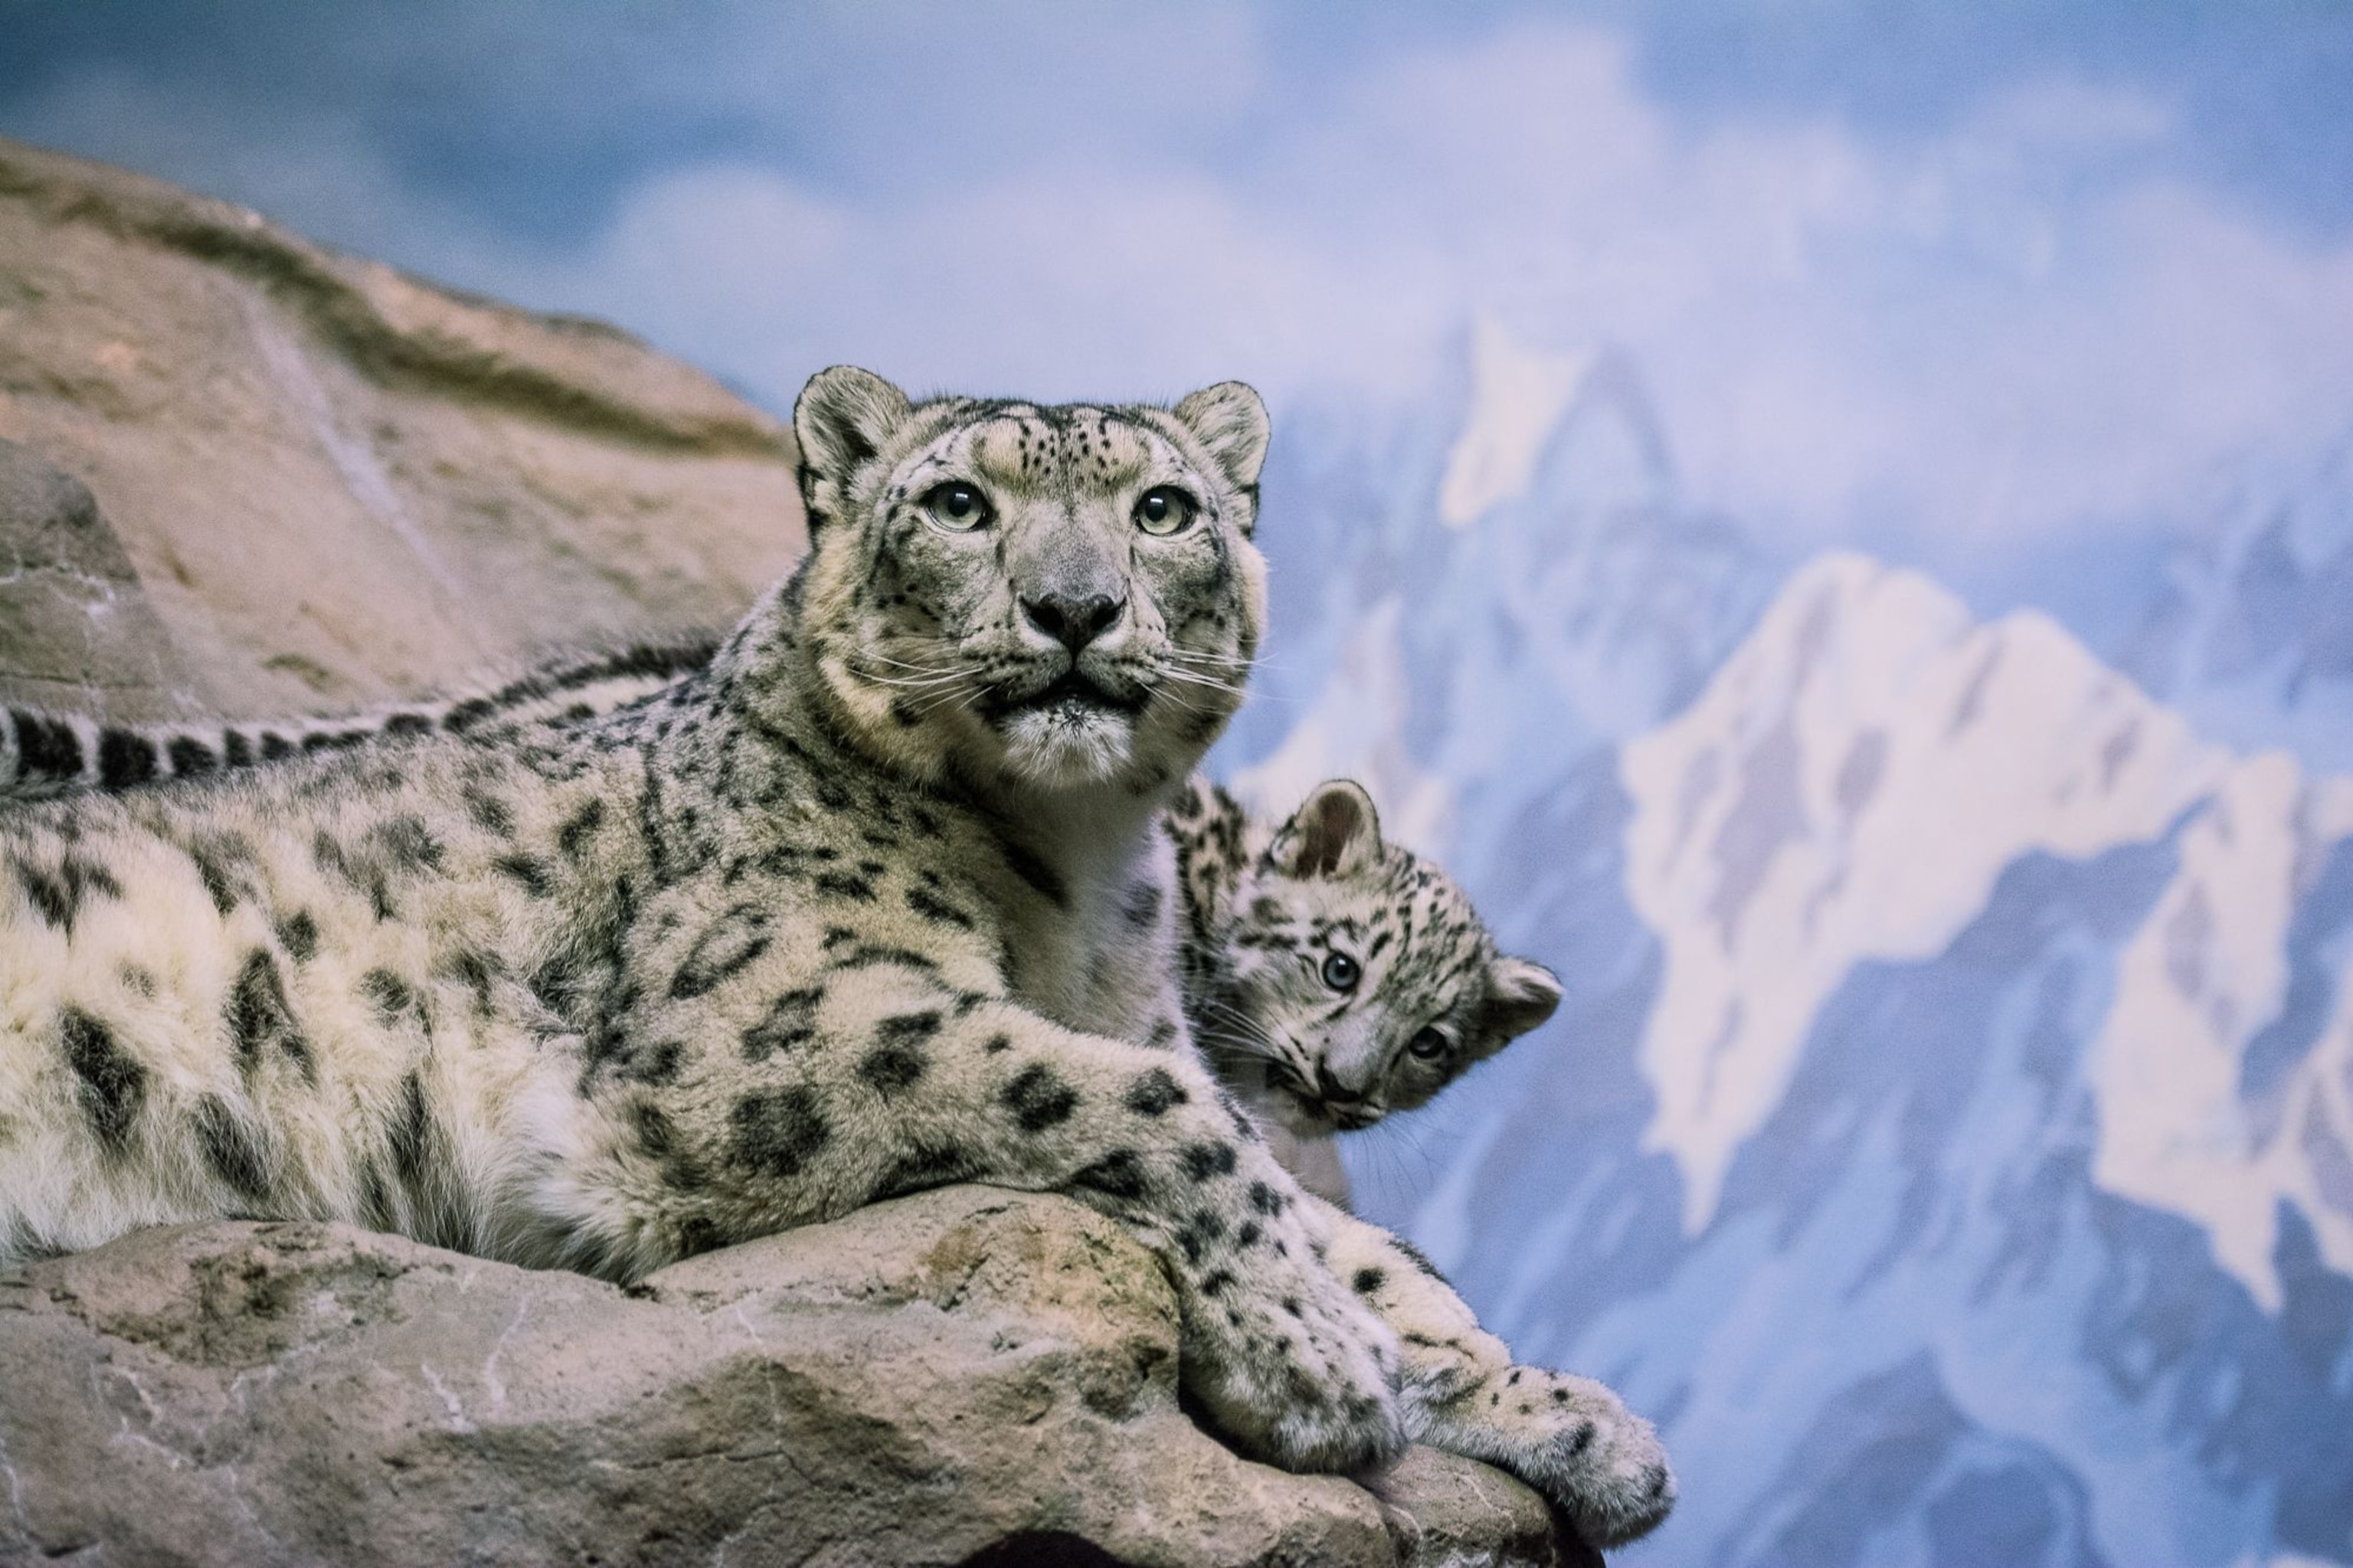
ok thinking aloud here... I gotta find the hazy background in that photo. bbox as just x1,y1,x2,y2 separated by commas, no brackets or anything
9,2,2351,643
7,5,2348,1565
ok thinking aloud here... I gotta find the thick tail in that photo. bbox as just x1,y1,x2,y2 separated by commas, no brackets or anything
1,633,721,803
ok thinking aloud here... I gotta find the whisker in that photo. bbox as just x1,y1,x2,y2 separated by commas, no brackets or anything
857,670,970,690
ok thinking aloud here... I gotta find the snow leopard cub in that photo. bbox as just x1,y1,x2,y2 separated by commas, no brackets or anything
1167,776,1559,1196
0,367,1672,1545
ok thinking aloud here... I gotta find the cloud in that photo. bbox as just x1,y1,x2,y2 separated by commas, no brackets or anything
9,11,2353,574
478,23,2353,563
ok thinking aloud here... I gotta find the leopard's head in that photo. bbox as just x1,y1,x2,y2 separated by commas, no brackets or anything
1199,781,1562,1136
789,366,1269,795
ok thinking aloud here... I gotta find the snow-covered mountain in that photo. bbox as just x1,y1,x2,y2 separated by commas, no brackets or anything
1226,323,2353,1566
2120,431,2353,777
1226,315,1772,841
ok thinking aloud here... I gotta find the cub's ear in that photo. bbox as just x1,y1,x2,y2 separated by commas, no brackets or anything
1270,779,1381,879
794,365,913,493
1478,956,1562,1046
1173,381,1271,495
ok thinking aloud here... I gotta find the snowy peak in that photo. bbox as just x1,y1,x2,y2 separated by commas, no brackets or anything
1624,553,2234,1229
2092,759,2353,1306
1436,316,1671,529
2122,429,2353,774
1232,594,1455,856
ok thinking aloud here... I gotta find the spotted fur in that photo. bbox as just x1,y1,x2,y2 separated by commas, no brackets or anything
12,680,1557,1176
0,368,1669,1546
1167,777,1562,1145
0,635,719,800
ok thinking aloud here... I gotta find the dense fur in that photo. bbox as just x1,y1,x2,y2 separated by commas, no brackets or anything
0,636,720,799
1168,777,1562,1140
0,368,1670,1544
6,674,1559,1167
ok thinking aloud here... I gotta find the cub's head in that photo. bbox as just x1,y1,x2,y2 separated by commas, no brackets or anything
1199,781,1561,1136
790,366,1270,794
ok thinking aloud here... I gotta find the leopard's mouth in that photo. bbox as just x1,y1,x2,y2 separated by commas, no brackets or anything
988,669,1145,721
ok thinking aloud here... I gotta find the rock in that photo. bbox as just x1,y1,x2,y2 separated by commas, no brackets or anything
0,135,803,723
0,437,181,709
0,1187,1586,1567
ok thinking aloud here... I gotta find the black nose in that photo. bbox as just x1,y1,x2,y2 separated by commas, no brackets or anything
1023,591,1125,653
1314,1062,1363,1106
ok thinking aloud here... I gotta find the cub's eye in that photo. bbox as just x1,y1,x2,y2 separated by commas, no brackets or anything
923,481,993,532
1406,1026,1449,1062
1320,951,1360,992
1134,486,1197,537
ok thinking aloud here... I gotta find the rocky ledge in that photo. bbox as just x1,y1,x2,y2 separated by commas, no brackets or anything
0,1187,1590,1567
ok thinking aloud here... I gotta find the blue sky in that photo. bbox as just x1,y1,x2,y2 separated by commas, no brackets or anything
4,2,2349,633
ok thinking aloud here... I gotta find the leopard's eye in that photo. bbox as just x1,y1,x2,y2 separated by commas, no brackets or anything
924,481,993,532
1134,486,1197,537
1406,1026,1449,1062
1320,951,1360,992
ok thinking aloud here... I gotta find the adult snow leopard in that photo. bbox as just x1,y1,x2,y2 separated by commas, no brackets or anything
0,368,1670,1544
5,673,1565,1200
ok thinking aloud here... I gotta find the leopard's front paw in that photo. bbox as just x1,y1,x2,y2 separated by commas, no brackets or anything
1502,1370,1675,1547
1182,1253,1407,1474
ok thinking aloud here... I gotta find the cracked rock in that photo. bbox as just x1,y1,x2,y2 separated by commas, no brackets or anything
0,436,181,711
0,1187,1585,1567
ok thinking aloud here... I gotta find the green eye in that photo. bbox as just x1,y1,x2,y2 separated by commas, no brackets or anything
1134,486,1197,537
1320,951,1360,992
1406,1026,1448,1061
924,481,992,532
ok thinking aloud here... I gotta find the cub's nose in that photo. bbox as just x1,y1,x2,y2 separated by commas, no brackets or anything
1022,591,1126,653
1314,1062,1365,1106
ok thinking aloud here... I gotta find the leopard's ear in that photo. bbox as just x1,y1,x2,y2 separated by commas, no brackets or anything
1268,780,1381,879
794,367,913,520
1173,381,1271,495
1478,956,1561,1047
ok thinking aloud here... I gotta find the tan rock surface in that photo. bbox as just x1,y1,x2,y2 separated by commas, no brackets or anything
0,1187,1582,1567
0,135,803,722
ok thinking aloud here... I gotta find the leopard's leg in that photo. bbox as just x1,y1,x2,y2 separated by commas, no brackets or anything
580,963,1406,1475
1314,1203,1674,1548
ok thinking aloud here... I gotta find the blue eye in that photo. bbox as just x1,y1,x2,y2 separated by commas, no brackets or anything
1320,951,1360,991
1407,1027,1448,1061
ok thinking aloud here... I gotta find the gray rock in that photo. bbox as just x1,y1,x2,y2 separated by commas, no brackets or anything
0,437,180,709
0,1187,1582,1567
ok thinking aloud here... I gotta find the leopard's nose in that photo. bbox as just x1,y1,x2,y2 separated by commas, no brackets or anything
1022,591,1126,654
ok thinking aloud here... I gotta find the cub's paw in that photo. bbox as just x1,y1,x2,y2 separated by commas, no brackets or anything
1183,1253,1407,1474
1500,1370,1675,1548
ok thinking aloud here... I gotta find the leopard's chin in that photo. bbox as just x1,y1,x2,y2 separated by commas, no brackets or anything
996,700,1137,787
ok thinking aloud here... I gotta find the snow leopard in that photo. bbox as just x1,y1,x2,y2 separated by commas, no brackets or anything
0,367,1671,1545
1167,774,1560,1146
6,669,1564,1202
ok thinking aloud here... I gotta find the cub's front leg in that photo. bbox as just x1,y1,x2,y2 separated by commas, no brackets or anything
571,959,1405,1476
1315,1205,1675,1549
